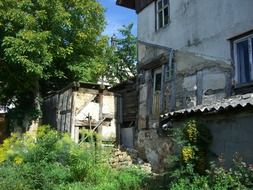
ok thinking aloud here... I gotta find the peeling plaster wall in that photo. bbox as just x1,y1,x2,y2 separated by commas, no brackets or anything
173,51,232,110
75,92,116,142
138,0,253,61
136,45,232,171
135,0,253,171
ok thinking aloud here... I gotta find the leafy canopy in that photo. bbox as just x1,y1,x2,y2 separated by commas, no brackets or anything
0,0,106,100
103,23,137,84
0,0,107,127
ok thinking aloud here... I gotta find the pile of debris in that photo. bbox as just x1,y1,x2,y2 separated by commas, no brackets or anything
109,148,152,174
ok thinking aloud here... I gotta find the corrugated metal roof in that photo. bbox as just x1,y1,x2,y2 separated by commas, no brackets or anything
161,93,253,120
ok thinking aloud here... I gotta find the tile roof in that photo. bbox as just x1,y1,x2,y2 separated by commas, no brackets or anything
161,93,253,120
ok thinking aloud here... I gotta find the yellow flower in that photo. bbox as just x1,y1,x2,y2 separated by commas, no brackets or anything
14,156,23,165
182,146,195,162
186,121,198,143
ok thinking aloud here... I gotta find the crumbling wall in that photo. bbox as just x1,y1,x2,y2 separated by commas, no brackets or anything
74,90,116,142
136,43,233,171
43,85,117,144
173,50,232,110
136,129,173,172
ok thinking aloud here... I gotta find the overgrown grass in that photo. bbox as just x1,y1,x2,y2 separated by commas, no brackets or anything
0,126,147,190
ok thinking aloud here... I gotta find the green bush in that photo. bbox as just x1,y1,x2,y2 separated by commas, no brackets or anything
0,126,146,190
168,120,253,190
169,161,252,190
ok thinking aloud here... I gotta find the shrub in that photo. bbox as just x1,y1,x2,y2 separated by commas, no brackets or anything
0,126,146,190
167,120,253,190
169,120,212,174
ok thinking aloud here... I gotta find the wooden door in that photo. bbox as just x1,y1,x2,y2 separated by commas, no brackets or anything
152,69,162,118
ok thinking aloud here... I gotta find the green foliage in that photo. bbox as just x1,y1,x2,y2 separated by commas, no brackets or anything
0,126,146,190
0,0,107,128
0,0,105,86
103,23,137,84
168,120,253,190
169,156,253,190
170,120,212,174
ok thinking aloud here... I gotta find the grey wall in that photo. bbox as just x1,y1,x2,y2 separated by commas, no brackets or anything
135,0,253,171
174,111,253,167
138,0,253,61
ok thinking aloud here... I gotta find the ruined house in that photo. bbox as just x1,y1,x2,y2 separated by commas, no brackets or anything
43,82,117,143
117,0,253,171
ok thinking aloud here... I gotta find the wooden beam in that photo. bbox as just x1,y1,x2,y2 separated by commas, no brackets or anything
116,0,135,10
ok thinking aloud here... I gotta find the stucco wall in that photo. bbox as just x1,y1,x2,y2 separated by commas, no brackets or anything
135,0,253,171
138,0,253,61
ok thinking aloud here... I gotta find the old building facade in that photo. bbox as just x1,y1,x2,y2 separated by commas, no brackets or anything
43,82,117,143
117,0,253,171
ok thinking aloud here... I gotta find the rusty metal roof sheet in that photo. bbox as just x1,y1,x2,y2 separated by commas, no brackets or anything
161,93,253,120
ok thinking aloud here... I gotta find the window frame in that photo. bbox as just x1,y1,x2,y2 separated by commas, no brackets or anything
153,68,162,93
156,0,170,30
233,34,253,86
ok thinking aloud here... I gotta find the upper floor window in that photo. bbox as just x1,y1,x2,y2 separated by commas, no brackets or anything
156,0,169,30
234,34,253,85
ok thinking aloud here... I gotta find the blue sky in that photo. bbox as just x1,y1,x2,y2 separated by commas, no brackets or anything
98,0,137,37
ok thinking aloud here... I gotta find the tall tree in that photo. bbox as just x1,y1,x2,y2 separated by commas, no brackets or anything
103,24,137,84
0,0,106,129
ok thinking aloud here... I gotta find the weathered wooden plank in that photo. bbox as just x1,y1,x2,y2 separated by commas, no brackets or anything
62,90,68,132
65,113,71,133
123,109,137,115
65,89,72,133
70,92,76,140
123,98,137,104
123,91,136,97
51,95,58,129
57,93,63,131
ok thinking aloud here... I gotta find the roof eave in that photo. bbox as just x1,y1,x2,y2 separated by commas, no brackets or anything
116,0,135,10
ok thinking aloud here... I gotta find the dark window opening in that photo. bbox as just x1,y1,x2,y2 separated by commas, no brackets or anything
234,35,253,85
237,40,250,83
155,73,162,91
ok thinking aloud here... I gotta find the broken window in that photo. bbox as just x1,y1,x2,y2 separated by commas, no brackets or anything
156,0,170,30
234,35,253,84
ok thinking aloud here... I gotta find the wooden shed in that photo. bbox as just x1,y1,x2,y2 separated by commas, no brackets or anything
110,77,138,148
43,82,118,143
